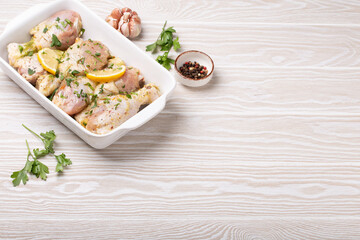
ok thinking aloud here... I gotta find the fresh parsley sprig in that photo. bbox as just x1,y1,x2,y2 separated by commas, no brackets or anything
10,125,72,187
11,140,49,186
146,21,180,70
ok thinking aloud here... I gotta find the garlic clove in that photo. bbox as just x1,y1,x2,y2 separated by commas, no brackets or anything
128,15,141,38
119,22,130,38
106,8,122,29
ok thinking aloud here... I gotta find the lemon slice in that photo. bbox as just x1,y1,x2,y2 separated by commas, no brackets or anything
86,65,126,83
37,48,63,75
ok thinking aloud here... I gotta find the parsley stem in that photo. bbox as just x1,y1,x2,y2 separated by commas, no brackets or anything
22,124,42,140
25,140,35,162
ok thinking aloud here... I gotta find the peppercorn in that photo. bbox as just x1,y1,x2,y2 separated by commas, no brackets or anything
179,61,208,80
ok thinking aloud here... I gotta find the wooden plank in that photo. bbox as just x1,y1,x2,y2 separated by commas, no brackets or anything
1,0,360,25
1,219,360,239
1,154,360,219
1,0,360,238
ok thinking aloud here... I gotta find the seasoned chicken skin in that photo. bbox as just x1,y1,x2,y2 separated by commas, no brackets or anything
59,39,111,77
75,84,160,134
30,10,82,51
16,55,47,85
52,76,97,115
36,74,62,96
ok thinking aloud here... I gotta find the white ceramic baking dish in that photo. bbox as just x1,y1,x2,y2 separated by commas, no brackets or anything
0,0,176,149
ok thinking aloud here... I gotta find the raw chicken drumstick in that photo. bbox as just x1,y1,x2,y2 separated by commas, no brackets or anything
75,84,160,134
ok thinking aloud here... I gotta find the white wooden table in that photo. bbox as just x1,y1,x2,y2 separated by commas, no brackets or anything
1,0,360,239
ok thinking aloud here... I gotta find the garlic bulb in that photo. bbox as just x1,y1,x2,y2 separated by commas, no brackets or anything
105,8,141,39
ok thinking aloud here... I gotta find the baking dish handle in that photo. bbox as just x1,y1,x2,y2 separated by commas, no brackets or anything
121,96,167,130
2,3,48,36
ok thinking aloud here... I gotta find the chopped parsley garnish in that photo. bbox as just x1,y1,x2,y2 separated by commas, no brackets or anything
95,53,101,56
99,84,104,94
18,45,24,53
65,19,72,25
65,78,73,86
60,93,67,99
85,82,94,91
91,94,98,108
48,88,58,101
108,63,114,69
61,21,67,28
104,98,110,104
115,103,120,110
50,34,62,47
43,27,48,33
77,57,85,65
80,28,85,36
27,51,34,56
56,17,60,22
71,70,80,75
28,68,35,75
126,94,132,99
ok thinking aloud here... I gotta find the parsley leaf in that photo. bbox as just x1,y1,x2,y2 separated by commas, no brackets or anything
28,68,35,76
55,153,72,172
43,27,48,33
50,34,62,47
80,28,85,36
48,88,58,101
65,78,73,86
18,45,24,53
31,160,49,180
33,148,49,159
11,144,34,187
146,42,157,52
99,84,104,94
85,82,94,91
173,36,181,51
71,70,80,75
156,51,174,70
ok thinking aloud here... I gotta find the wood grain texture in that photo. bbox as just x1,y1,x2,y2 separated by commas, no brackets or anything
1,0,360,239
1,220,360,240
